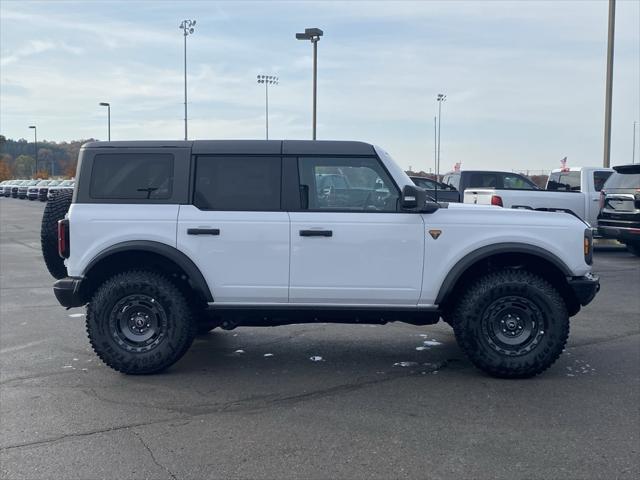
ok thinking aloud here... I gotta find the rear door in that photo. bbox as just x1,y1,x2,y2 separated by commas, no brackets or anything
289,155,425,305
177,155,290,304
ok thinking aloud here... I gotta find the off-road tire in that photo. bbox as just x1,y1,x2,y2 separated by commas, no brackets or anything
625,242,640,257
86,270,196,374
452,269,569,379
40,190,72,279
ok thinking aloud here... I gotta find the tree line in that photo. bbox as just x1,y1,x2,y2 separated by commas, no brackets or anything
0,135,94,181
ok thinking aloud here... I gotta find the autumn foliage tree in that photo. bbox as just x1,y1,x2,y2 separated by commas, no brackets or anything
0,160,11,181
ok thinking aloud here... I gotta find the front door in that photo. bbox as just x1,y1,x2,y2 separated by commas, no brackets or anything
177,155,290,303
289,156,425,305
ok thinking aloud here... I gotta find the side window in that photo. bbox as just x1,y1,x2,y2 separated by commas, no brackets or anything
194,156,281,211
298,157,399,212
502,174,537,190
90,153,173,199
593,171,612,192
468,173,498,188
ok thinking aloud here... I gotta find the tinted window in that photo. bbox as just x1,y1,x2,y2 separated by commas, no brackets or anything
593,171,613,191
547,171,581,191
468,173,499,188
194,156,281,210
502,174,538,190
90,153,173,199
298,157,398,212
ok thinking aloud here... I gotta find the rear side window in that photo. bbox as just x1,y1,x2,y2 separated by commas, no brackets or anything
468,173,499,188
593,171,612,191
90,153,174,199
547,171,581,191
194,156,281,210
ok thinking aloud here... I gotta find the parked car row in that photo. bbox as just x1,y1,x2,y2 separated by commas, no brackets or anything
409,165,639,256
0,179,75,201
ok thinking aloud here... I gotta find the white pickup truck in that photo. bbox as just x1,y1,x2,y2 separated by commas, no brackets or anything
464,167,613,229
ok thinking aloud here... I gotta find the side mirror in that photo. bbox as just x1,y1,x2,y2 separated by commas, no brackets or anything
401,185,440,213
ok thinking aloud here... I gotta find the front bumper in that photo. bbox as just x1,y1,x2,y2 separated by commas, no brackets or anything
53,277,85,308
568,273,600,307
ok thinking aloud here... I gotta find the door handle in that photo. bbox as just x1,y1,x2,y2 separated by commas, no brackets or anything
187,228,220,235
299,229,333,237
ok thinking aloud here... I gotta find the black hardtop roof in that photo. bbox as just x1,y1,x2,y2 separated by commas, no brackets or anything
81,140,376,156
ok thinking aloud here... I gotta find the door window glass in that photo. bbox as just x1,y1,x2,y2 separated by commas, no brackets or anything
502,174,538,190
194,156,281,210
298,157,399,211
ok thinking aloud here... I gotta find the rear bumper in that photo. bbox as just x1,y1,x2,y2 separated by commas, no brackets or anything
598,225,640,243
53,277,85,308
568,273,600,307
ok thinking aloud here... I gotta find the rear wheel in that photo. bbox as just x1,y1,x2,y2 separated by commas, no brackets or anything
40,190,72,279
86,270,196,374
452,269,569,378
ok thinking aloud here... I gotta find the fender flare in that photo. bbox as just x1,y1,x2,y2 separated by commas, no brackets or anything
83,240,213,302
435,242,572,305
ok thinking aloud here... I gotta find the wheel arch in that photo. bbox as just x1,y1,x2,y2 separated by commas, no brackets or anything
80,241,213,305
436,243,581,316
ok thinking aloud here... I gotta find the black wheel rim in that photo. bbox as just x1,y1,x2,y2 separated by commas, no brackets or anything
109,294,168,353
480,295,546,356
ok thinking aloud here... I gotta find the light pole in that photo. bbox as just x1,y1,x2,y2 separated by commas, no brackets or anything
179,19,196,141
28,125,37,176
633,121,638,164
99,102,111,140
257,75,278,140
295,27,323,140
603,0,616,167
436,93,446,184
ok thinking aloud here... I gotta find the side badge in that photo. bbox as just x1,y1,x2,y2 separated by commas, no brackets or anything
429,229,442,240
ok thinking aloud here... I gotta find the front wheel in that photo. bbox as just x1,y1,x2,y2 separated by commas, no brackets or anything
452,269,569,378
86,270,196,374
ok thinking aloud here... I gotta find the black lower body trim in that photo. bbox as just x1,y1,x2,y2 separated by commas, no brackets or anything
53,277,85,308
568,273,600,307
206,304,441,329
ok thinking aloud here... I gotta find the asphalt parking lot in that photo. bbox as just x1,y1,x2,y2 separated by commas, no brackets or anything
0,198,638,480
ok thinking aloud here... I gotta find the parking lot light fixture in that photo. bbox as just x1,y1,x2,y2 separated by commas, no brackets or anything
179,19,196,141
257,75,279,140
99,102,111,141
436,93,447,184
28,125,37,176
295,27,323,140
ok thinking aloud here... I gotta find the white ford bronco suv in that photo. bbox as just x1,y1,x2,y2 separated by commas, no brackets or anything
43,140,599,378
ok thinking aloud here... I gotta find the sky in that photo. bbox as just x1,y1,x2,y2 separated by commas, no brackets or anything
1,0,639,173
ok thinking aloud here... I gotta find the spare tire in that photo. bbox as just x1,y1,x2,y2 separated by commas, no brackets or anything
41,190,72,279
